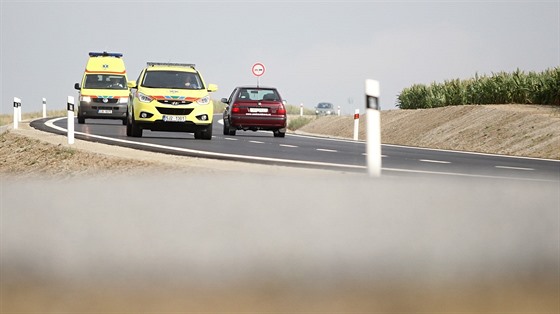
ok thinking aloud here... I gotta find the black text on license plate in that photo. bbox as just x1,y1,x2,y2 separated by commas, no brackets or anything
163,115,186,122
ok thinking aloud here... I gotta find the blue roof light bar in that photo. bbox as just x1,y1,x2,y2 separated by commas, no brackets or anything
89,51,123,58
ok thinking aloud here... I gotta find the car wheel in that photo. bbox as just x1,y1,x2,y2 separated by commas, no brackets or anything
223,118,230,135
77,114,85,124
122,118,127,125
195,124,212,140
273,129,286,138
127,111,142,137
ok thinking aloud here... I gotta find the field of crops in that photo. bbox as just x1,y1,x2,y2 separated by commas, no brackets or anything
397,67,559,109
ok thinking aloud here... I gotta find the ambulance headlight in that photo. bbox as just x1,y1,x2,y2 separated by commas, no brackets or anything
196,95,210,105
119,97,128,104
80,96,91,103
137,92,153,103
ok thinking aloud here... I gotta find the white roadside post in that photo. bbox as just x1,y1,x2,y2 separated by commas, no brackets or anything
365,79,381,177
18,98,22,122
353,109,360,141
300,103,303,116
67,96,75,145
13,97,21,129
337,106,341,116
42,98,47,118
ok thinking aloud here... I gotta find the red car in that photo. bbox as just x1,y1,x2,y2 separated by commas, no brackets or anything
222,86,287,137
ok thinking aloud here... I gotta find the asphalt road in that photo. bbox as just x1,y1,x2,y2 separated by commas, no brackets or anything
31,115,560,181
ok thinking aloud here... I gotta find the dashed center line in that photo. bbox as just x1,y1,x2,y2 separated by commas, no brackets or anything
362,153,388,157
420,159,451,164
280,144,298,148
317,148,338,153
224,138,238,141
249,140,265,144
495,165,535,171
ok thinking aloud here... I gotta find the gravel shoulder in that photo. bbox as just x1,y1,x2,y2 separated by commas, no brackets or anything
1,104,558,178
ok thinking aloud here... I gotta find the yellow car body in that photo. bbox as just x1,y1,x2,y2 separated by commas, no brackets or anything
74,52,129,124
127,62,217,139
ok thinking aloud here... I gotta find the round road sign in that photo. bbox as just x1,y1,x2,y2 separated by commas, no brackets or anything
252,63,265,77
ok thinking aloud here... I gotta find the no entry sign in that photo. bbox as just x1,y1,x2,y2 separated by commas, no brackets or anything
252,63,265,77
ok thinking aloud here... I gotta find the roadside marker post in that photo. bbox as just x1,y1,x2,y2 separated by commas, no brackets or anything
67,96,75,145
337,106,341,116
18,98,22,122
42,98,47,118
353,109,360,141
300,103,303,116
365,79,381,177
13,97,21,129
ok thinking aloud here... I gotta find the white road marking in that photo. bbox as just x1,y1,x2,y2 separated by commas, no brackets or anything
42,117,555,182
44,118,366,170
317,148,338,153
495,165,535,171
420,159,451,164
280,144,298,148
224,138,237,141
362,153,388,157
249,141,265,144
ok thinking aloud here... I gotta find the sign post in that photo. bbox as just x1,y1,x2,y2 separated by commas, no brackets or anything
67,96,75,145
365,79,381,177
251,62,265,87
13,97,21,129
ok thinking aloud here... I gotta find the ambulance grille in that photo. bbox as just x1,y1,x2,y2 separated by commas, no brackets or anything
92,98,119,104
156,107,194,115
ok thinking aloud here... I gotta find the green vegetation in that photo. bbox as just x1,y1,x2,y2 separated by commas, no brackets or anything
287,115,315,131
286,104,316,115
213,99,227,113
396,67,559,109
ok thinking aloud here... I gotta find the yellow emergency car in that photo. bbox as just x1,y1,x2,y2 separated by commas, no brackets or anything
127,62,218,139
74,52,129,124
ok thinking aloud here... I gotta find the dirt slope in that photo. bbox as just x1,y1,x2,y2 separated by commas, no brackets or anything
298,104,560,160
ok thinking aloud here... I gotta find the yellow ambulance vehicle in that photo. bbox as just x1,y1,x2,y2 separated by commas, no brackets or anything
74,52,129,124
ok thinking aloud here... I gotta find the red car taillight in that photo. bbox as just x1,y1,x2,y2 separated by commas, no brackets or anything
232,103,240,113
277,105,286,115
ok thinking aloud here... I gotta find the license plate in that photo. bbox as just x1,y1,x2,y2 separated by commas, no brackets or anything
98,109,112,114
249,107,268,113
163,115,186,122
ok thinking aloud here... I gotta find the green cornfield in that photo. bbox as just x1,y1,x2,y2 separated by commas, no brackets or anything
396,67,560,109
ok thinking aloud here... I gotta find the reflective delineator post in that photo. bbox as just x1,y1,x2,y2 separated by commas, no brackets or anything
337,106,341,116
300,103,303,116
365,79,381,177
67,96,75,145
13,97,21,129
353,109,360,141
42,98,47,118
18,98,22,122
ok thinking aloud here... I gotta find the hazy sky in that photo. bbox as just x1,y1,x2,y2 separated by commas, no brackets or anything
1,0,558,115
